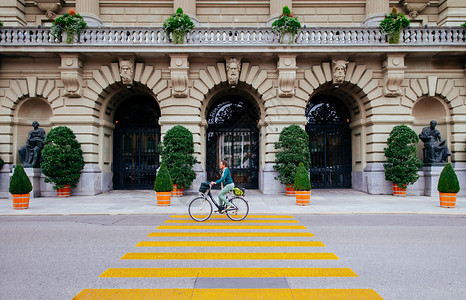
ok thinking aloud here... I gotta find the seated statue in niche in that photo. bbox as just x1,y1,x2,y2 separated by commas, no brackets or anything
419,120,451,164
18,121,46,168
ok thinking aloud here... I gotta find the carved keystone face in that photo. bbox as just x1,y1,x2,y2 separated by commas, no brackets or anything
226,58,241,85
119,59,134,84
332,60,348,83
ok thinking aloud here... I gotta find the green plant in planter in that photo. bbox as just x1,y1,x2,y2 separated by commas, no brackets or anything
437,163,460,193
384,124,423,188
163,7,195,44
40,126,84,189
294,162,311,191
272,6,302,44
274,124,311,187
9,165,32,195
461,22,466,28
154,162,173,192
159,125,197,189
379,7,410,44
0,21,3,27
51,9,87,44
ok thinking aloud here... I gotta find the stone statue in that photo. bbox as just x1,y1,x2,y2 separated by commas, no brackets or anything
226,58,241,86
119,58,134,85
419,120,451,164
18,121,46,168
332,60,348,83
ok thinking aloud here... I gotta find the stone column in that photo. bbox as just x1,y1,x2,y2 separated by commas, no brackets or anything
0,0,27,26
268,0,292,25
76,0,103,26
438,0,466,26
173,0,199,25
362,0,389,26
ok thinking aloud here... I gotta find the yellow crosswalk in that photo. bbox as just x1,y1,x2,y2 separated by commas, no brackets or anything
121,252,339,260
135,241,325,247
157,225,307,229
147,232,314,237
170,215,295,219
164,219,300,223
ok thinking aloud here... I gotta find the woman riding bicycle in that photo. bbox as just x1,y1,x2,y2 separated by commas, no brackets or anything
210,159,234,212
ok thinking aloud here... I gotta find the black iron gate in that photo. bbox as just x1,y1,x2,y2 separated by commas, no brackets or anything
305,95,352,188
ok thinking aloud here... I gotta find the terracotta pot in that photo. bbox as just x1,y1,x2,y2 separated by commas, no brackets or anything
285,184,295,197
12,194,30,210
295,190,311,206
172,184,184,197
439,192,457,208
156,191,171,206
57,185,71,197
392,183,407,197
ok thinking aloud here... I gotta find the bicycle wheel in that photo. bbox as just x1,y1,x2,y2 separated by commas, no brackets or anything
226,196,249,221
188,196,213,222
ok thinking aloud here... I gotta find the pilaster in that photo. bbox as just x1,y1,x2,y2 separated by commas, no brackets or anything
383,54,406,97
0,0,27,26
76,0,103,26
59,54,83,98
362,0,389,26
174,0,199,25
438,0,466,26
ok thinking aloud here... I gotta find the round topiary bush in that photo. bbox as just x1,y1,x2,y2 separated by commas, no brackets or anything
274,124,311,186
438,163,460,193
154,162,173,192
159,125,197,189
384,124,423,188
294,162,311,191
40,126,84,189
9,165,32,194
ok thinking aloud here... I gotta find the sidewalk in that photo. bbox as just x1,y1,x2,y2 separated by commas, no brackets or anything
1,189,465,216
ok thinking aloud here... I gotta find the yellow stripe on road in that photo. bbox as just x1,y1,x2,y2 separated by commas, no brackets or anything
135,241,325,247
100,267,357,278
157,225,307,230
147,232,314,237
73,288,383,300
121,252,339,260
171,215,295,219
164,219,300,223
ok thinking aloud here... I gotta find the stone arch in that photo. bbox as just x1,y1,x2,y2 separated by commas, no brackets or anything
5,78,62,112
405,77,461,111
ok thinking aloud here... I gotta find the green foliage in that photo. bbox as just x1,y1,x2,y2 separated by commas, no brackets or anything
272,6,301,43
294,162,311,191
159,125,197,189
40,126,84,189
9,165,32,195
462,22,466,28
0,156,4,169
51,9,87,44
379,7,410,43
163,7,195,44
437,163,460,193
0,21,3,27
154,162,173,192
384,124,423,187
274,124,311,186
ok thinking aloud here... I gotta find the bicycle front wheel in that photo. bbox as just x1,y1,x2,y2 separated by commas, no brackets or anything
188,196,213,222
226,196,249,221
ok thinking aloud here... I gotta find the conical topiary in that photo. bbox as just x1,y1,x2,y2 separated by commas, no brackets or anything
154,162,173,192
9,165,32,194
437,163,460,193
294,162,311,191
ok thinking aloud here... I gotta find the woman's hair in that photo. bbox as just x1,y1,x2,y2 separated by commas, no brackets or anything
221,159,228,167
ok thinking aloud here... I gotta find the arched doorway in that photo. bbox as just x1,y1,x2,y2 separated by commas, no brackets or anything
206,94,260,189
112,95,161,189
305,94,352,188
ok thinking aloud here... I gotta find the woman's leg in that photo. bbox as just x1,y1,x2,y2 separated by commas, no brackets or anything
218,183,234,206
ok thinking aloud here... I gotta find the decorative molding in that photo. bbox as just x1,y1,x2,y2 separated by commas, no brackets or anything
332,58,349,84
118,57,135,85
169,54,189,98
383,54,406,97
226,57,241,87
400,0,430,19
60,54,83,98
35,0,65,20
277,55,297,98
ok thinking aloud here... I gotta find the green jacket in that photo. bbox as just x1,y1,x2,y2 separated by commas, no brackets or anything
215,168,233,185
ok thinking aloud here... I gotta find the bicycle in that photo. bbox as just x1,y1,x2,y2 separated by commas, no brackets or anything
188,182,249,222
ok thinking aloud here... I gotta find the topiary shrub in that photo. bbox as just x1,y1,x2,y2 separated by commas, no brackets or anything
438,163,460,193
384,124,423,188
154,162,173,192
159,125,197,189
9,165,32,194
274,124,311,186
294,162,311,191
40,126,85,189
0,156,4,169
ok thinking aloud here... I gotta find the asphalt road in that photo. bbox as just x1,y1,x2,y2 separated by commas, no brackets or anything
0,214,465,300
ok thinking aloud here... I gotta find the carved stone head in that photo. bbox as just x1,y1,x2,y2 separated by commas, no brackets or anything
226,58,241,86
119,58,134,85
332,60,349,83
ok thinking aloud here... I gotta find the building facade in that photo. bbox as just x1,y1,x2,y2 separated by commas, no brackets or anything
0,0,465,198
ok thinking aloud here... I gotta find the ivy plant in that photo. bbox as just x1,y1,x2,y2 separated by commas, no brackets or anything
379,7,410,44
162,7,195,44
272,6,302,43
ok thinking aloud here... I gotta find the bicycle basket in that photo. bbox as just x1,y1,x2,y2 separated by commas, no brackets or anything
233,187,245,196
199,182,210,193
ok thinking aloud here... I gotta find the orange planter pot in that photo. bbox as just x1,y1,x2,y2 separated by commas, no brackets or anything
172,184,184,197
12,194,30,210
156,191,171,206
285,184,295,197
392,183,407,197
295,190,311,206
439,192,457,208
57,185,71,198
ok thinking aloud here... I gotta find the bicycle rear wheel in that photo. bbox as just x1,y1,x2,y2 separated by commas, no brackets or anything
188,196,213,222
226,196,249,221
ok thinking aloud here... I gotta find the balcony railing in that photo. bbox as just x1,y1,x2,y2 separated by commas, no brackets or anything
0,27,465,46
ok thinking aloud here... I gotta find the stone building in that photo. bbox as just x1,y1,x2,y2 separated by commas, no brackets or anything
0,0,465,198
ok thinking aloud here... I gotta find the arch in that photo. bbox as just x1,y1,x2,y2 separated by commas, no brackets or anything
5,78,62,112
405,77,462,110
